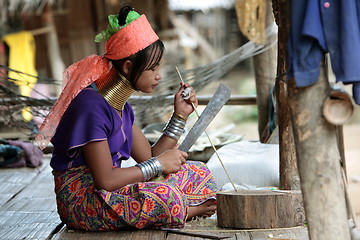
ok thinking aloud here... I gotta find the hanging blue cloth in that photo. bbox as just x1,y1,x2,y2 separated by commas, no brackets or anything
287,0,360,104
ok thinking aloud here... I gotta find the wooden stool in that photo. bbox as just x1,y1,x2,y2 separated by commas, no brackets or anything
217,190,306,229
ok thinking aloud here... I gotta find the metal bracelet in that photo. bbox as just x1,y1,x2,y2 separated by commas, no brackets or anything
136,162,148,181
148,157,162,177
171,117,186,126
135,157,163,181
163,131,181,140
166,125,184,134
163,127,182,140
148,157,162,178
163,113,186,140
150,157,163,174
143,162,152,180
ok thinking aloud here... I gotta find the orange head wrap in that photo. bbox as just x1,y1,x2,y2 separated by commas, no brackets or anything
105,15,159,60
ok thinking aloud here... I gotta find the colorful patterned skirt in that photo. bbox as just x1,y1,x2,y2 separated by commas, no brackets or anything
53,161,218,231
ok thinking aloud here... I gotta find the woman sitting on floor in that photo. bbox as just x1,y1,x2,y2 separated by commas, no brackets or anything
35,4,217,231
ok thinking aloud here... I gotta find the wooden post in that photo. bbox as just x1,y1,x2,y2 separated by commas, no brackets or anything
287,64,351,239
276,1,350,238
272,0,300,190
43,4,65,95
253,2,278,142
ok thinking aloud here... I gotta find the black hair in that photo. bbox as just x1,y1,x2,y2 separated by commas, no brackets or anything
110,4,165,90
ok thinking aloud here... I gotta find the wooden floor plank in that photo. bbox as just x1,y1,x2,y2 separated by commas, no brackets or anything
166,230,236,239
0,156,61,240
51,227,167,240
0,192,21,207
0,155,310,240
0,222,60,240
0,167,40,208
234,232,252,240
282,228,309,240
166,227,309,240
249,227,309,240
167,232,202,240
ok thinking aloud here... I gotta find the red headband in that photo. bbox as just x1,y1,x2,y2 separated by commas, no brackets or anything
105,14,159,60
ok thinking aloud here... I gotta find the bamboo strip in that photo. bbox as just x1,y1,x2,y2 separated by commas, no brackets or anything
176,66,237,191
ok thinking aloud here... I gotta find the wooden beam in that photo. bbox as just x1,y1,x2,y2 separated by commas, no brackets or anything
0,95,257,107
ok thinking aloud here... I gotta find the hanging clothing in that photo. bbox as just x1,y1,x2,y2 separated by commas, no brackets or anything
3,31,38,121
50,88,217,230
287,0,360,104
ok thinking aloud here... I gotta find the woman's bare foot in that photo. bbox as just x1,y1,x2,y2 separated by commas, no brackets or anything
187,199,217,221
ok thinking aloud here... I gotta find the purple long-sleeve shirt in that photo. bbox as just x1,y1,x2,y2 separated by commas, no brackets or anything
50,88,135,171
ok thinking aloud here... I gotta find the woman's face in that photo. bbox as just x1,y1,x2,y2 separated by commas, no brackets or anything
135,63,161,93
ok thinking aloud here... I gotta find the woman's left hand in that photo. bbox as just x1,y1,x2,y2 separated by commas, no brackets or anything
174,83,198,119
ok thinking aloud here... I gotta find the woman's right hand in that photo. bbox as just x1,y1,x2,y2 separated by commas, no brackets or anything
156,147,188,175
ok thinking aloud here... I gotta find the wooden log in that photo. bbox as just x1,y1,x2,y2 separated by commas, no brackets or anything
217,190,305,229
287,61,351,239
